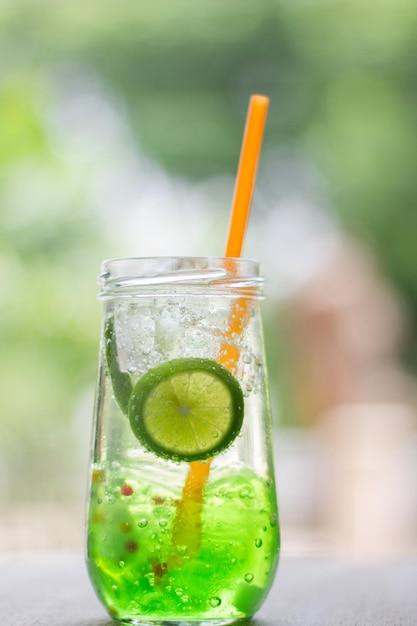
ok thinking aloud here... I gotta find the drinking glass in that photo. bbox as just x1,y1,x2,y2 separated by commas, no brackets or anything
86,256,280,624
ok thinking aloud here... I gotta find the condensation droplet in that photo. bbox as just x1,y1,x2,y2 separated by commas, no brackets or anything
270,514,278,528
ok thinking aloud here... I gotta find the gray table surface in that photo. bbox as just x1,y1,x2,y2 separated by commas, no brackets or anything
1,552,416,625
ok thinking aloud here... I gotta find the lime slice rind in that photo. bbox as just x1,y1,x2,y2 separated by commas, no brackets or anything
128,357,244,462
104,316,132,416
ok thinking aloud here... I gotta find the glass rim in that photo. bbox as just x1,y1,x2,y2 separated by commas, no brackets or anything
99,256,264,299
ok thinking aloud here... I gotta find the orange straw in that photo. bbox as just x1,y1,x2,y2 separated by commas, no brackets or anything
225,94,270,257
219,94,270,371
169,94,270,570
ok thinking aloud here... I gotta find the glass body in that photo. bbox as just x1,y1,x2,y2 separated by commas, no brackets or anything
86,257,280,625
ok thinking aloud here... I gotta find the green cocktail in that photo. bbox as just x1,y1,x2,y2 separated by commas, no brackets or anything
86,257,280,624
87,463,279,621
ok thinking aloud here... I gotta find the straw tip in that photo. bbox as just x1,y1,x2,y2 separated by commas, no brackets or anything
251,94,270,105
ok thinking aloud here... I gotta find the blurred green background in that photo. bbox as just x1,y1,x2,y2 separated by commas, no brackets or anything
1,0,417,553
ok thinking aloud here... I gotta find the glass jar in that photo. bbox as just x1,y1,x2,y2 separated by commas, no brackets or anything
86,257,280,625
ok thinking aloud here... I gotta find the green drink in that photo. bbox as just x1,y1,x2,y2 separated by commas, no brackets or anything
86,257,280,624
87,463,279,621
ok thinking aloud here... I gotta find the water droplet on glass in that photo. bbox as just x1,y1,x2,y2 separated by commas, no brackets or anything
209,597,222,608
138,518,148,528
270,514,278,528
159,519,168,528
119,560,125,569
175,588,183,597
244,573,254,583
255,537,263,548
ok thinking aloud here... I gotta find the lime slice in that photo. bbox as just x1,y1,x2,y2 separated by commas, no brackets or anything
128,358,244,462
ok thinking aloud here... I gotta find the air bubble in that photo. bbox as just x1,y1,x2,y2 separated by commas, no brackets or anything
255,538,263,548
209,597,222,608
119,560,125,569
159,519,168,528
244,573,254,583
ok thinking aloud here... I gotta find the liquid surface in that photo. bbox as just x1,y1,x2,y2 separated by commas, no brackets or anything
87,464,279,622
